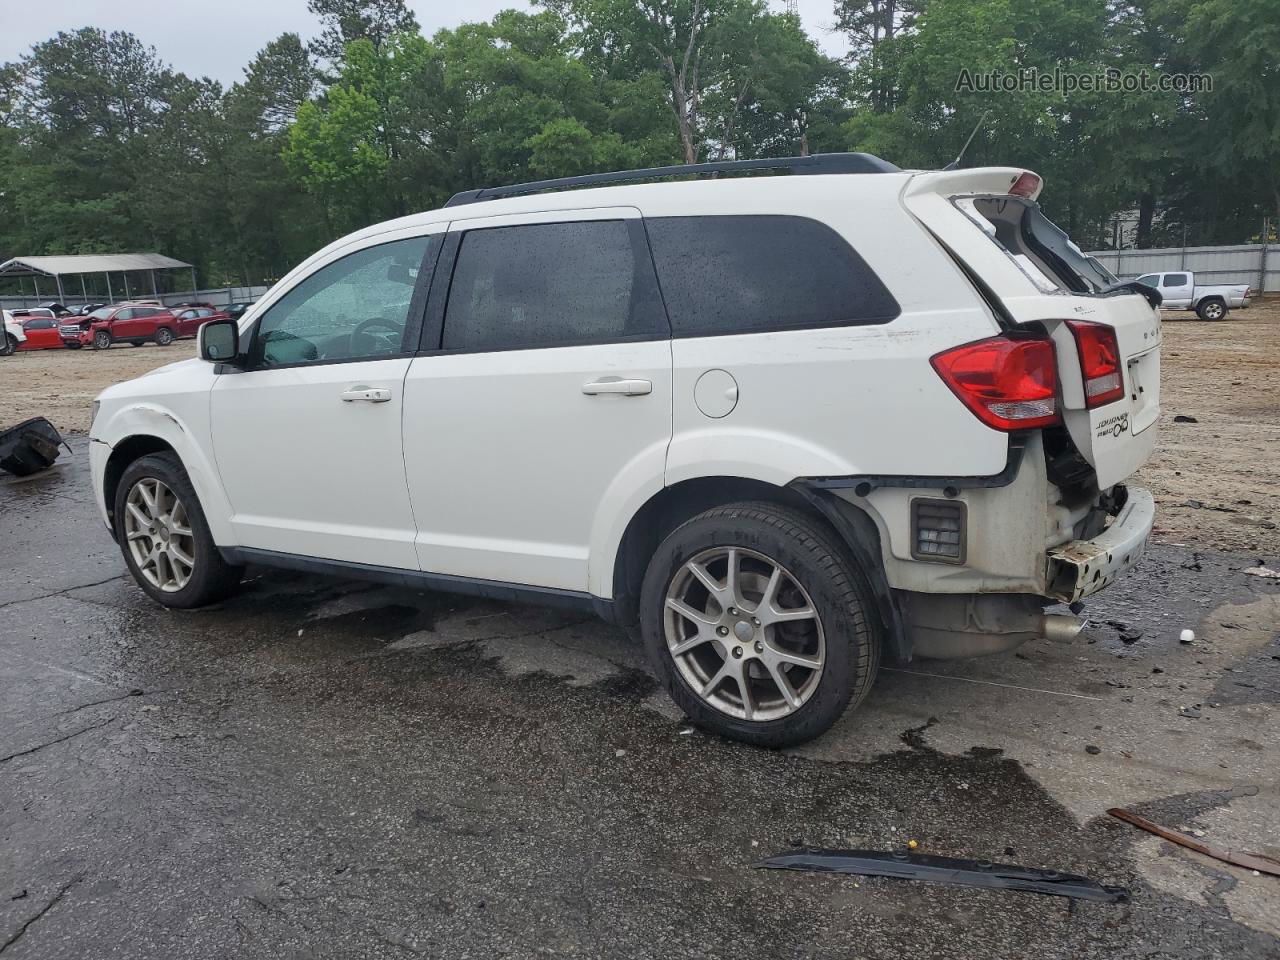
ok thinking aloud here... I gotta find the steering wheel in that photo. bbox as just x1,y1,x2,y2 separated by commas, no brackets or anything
349,316,402,354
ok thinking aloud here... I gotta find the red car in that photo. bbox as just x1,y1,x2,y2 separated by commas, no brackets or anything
172,306,230,337
63,303,203,349
15,315,65,350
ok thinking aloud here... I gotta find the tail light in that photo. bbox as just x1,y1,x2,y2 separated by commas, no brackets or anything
1066,320,1124,408
931,335,1059,431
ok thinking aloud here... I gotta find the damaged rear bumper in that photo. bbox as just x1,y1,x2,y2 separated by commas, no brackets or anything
1045,487,1155,603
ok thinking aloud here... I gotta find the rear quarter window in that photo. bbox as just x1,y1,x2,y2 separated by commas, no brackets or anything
644,215,899,337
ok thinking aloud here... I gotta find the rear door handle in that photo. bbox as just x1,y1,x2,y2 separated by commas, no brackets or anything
582,377,652,397
340,385,392,403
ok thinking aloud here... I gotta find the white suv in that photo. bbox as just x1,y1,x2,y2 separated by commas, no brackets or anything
90,154,1159,746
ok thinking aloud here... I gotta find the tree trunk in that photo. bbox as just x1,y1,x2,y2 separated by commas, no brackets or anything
1136,192,1156,249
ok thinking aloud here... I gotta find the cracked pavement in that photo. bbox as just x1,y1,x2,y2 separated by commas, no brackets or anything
2,440,1278,958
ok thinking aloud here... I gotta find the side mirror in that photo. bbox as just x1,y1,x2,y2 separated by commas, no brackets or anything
199,318,240,364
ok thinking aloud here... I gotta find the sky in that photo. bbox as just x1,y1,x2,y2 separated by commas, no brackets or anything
0,0,851,86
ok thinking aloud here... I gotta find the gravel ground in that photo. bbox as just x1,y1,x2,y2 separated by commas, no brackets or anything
3,299,1277,554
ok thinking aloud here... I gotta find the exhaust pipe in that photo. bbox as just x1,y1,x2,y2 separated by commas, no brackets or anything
1039,614,1085,643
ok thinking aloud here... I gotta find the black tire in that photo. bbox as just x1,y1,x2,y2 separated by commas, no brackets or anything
155,327,174,346
1196,298,1227,321
93,330,112,350
0,333,16,356
64,342,82,349
640,501,880,748
114,452,243,609
131,340,146,347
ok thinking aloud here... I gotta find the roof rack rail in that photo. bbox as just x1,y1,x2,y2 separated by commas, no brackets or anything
444,152,899,207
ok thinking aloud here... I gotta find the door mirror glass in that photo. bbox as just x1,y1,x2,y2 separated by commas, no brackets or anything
200,318,239,363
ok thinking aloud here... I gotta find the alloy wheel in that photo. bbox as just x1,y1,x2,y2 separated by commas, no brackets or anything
663,546,825,722
123,477,196,592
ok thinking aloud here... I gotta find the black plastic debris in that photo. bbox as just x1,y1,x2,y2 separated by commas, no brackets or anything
754,849,1128,903
0,417,69,477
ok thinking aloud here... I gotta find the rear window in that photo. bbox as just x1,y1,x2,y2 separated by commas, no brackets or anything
959,197,1119,295
1164,273,1189,286
645,215,899,337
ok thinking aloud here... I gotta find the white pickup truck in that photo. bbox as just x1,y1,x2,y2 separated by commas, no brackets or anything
1133,271,1252,320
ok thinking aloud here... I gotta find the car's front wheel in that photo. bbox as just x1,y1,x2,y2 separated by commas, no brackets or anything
640,501,879,748
93,330,112,350
114,453,243,608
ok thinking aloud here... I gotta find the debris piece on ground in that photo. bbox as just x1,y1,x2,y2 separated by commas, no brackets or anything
1085,745,1102,755
0,417,69,477
1180,706,1202,719
1184,499,1204,509
1107,808,1280,877
1242,566,1280,580
1180,629,1195,644
754,850,1128,903
1173,415,1199,423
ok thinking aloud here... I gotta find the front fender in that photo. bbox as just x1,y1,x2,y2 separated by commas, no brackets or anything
94,401,236,547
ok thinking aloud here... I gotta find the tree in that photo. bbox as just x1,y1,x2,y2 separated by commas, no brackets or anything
306,0,419,67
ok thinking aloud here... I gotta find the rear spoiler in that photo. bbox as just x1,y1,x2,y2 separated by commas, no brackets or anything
903,167,1043,202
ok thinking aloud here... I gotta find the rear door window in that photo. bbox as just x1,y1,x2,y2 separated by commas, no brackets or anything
441,220,667,352
645,215,899,337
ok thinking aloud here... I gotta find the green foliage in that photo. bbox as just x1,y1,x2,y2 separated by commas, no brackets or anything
0,0,1276,285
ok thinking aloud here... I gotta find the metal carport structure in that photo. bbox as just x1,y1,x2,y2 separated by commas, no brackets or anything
0,253,195,305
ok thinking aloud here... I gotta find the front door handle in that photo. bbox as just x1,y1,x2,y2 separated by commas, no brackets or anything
582,377,652,397
340,385,392,403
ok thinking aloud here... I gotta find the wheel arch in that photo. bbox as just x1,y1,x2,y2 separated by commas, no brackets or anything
96,406,236,548
103,436,179,532
604,475,906,659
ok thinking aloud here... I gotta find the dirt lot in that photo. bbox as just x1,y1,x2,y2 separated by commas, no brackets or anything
2,300,1278,553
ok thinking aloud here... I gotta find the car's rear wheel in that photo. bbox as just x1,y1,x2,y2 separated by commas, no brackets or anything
1196,298,1226,321
640,501,879,748
114,453,243,608
0,333,16,356
93,330,112,350
155,327,174,346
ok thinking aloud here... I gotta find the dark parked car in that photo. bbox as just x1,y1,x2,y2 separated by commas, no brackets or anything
225,301,256,320
38,301,75,317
